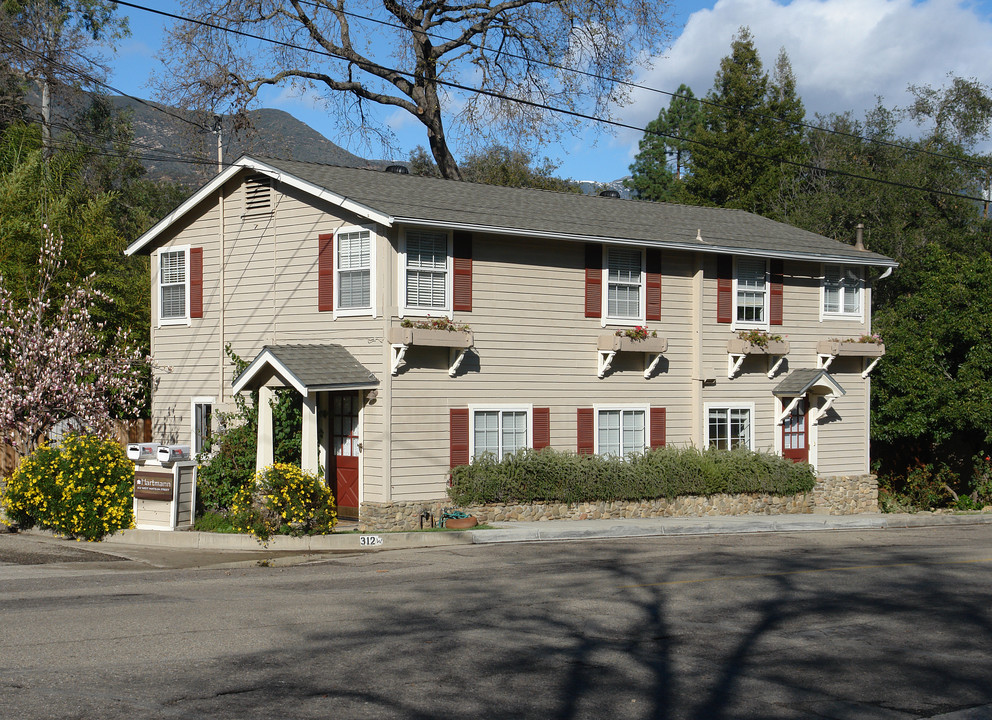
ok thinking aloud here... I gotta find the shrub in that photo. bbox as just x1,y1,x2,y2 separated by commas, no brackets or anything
1,434,134,541
447,446,815,506
230,463,337,541
877,463,957,512
196,347,302,514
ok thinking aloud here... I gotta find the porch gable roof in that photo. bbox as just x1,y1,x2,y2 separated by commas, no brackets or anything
772,368,846,398
232,344,379,397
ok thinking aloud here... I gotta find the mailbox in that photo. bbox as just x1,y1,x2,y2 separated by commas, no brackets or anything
131,449,197,531
157,445,191,463
127,443,160,461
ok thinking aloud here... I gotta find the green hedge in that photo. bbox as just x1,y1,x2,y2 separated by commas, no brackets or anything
447,446,816,506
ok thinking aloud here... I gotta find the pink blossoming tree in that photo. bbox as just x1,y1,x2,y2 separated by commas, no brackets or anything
0,227,147,456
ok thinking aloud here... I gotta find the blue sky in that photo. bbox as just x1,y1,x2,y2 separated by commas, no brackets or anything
110,0,992,183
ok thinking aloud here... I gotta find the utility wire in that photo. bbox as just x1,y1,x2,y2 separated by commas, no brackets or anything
1,37,212,133
298,0,990,171
110,0,990,204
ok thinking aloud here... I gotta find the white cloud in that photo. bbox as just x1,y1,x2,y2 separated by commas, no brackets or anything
591,0,992,180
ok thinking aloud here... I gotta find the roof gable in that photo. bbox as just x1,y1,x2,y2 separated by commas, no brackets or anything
128,155,896,269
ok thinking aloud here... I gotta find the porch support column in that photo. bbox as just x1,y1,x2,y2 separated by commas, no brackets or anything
301,393,318,474
256,386,274,473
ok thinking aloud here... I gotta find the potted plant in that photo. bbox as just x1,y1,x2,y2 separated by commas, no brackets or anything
727,329,789,355
388,317,474,347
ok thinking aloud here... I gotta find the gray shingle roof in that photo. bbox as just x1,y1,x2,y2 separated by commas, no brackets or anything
258,156,895,266
772,368,846,397
233,344,379,393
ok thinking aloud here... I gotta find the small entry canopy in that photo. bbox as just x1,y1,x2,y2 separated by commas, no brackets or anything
232,344,379,395
773,368,846,424
772,368,845,399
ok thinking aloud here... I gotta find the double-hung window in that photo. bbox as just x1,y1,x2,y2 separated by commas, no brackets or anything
159,247,188,324
736,258,767,325
706,404,753,450
472,408,529,459
191,398,214,455
822,264,862,318
404,229,449,312
336,227,372,312
606,246,643,322
597,407,646,458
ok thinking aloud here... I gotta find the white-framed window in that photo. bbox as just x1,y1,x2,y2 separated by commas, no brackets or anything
335,225,374,315
159,246,189,325
596,405,648,458
821,264,862,319
735,258,768,327
705,403,754,450
191,397,214,455
604,245,645,324
470,406,531,459
401,228,451,315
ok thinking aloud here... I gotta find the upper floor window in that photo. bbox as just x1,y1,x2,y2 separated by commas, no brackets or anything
597,407,646,458
736,258,767,325
822,264,862,318
472,407,529,459
403,229,449,313
337,227,372,311
605,246,644,322
159,248,188,324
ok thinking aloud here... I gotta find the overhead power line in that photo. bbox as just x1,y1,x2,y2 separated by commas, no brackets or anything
294,0,988,171
109,0,990,204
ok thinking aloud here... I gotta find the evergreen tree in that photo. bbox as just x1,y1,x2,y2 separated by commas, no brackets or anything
685,28,806,217
627,84,702,201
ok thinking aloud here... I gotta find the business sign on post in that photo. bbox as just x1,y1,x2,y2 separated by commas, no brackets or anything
133,470,174,501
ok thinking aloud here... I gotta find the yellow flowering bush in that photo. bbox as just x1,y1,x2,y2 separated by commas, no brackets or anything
1,434,135,541
230,463,337,541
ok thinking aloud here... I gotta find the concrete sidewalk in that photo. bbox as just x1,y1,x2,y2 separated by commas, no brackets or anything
14,510,992,570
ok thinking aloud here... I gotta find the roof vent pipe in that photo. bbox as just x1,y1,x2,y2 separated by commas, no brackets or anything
854,223,866,251
385,165,410,174
599,189,621,198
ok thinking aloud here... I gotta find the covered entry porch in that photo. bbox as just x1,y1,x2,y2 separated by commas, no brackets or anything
232,344,379,518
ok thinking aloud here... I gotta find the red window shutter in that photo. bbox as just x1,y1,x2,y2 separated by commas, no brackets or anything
645,248,662,322
533,408,550,449
318,233,334,312
450,408,470,468
650,407,666,449
770,259,784,326
584,243,602,318
577,408,595,455
189,247,203,319
453,231,473,312
717,255,733,324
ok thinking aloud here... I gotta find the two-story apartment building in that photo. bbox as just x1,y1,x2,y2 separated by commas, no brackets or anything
126,156,896,526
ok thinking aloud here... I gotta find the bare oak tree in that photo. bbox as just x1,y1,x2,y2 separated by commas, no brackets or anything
155,0,672,179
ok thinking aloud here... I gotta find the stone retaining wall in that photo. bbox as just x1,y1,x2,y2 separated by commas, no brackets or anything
359,474,877,532
814,473,878,515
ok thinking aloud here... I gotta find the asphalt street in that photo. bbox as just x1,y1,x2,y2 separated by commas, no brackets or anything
2,524,992,719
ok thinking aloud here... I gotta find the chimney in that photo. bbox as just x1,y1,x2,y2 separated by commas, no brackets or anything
854,223,865,251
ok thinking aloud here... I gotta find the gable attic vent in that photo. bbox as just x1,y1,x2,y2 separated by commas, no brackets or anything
245,174,272,212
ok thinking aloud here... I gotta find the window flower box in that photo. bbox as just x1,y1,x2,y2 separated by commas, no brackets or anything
598,334,668,354
727,338,790,356
817,340,885,357
388,326,474,348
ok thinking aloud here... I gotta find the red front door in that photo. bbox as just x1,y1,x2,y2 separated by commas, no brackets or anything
782,398,809,463
330,393,361,519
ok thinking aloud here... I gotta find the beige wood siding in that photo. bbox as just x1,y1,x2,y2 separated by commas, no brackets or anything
149,176,389,498
147,173,877,507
